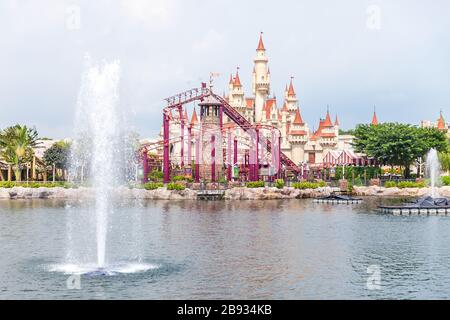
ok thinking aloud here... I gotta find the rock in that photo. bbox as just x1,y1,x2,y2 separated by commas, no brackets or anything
0,188,10,199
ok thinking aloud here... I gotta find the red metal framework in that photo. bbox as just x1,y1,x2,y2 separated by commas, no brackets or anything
141,84,302,183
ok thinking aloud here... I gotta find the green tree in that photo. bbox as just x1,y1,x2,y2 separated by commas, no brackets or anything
353,123,448,178
43,141,71,178
0,125,40,181
439,147,450,173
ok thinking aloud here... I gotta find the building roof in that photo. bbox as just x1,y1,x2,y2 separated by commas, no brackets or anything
437,112,446,130
334,115,340,126
293,108,304,125
257,33,265,51
246,98,254,109
323,110,333,127
233,68,242,87
290,130,307,135
371,111,378,125
190,108,198,125
287,78,295,97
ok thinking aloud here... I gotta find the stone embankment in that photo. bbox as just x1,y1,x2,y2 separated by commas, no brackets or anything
0,186,449,200
353,186,450,198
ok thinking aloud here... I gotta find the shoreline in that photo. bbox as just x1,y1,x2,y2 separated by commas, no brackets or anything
0,185,449,200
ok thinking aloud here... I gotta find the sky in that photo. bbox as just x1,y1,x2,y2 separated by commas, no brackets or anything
0,0,449,139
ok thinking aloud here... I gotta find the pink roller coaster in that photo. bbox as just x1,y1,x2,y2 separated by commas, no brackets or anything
141,83,302,184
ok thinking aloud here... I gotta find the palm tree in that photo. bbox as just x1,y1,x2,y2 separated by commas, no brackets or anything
0,125,40,181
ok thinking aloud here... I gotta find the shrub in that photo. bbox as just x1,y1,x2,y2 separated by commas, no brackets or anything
442,176,450,186
384,181,397,188
275,179,285,189
167,182,185,190
143,182,164,190
218,177,228,184
292,182,322,189
347,182,354,193
0,181,15,188
245,181,265,188
397,181,426,189
148,170,163,182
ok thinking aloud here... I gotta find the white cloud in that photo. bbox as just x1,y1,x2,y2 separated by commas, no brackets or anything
119,0,177,30
192,29,225,52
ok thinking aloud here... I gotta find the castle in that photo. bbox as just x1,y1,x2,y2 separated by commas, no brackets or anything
159,33,356,170
222,33,352,166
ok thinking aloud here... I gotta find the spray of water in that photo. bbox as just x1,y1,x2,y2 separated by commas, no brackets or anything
425,148,441,198
51,55,155,275
71,56,121,268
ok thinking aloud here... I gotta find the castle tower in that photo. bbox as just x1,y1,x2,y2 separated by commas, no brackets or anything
285,77,298,120
229,67,244,108
198,95,223,182
252,33,270,123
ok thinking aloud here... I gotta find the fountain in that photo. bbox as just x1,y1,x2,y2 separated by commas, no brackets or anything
426,148,441,198
50,55,156,275
379,148,450,215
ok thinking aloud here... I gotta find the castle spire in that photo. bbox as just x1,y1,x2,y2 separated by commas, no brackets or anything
190,108,198,125
371,106,378,125
334,114,340,126
293,108,304,125
257,32,265,51
233,67,241,87
437,110,446,130
323,107,333,127
287,77,295,97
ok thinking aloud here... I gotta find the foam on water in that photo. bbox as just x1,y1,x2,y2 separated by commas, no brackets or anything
48,262,159,276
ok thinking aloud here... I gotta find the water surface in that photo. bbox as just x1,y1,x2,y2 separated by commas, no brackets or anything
1,198,450,299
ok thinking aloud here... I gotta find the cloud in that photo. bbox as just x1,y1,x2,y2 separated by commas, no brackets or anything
192,29,225,52
119,0,177,30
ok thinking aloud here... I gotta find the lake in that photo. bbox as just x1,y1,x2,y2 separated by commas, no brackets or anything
1,197,450,299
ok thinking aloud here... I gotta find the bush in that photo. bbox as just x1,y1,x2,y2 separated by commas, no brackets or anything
442,176,450,186
167,182,185,190
0,181,74,188
384,181,397,188
0,181,15,188
172,175,193,183
143,182,164,190
347,182,354,193
397,181,426,189
292,182,323,189
148,170,163,182
245,181,265,188
275,179,285,189
218,177,228,184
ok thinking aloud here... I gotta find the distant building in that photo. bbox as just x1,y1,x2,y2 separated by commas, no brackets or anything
421,111,449,138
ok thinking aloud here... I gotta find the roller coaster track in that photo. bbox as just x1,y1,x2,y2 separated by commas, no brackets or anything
161,86,302,175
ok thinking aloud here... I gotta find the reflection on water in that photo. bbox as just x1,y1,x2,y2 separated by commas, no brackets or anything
1,198,450,299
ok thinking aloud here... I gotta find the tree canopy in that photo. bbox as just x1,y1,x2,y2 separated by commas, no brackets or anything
43,141,71,170
353,123,448,177
0,124,40,181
